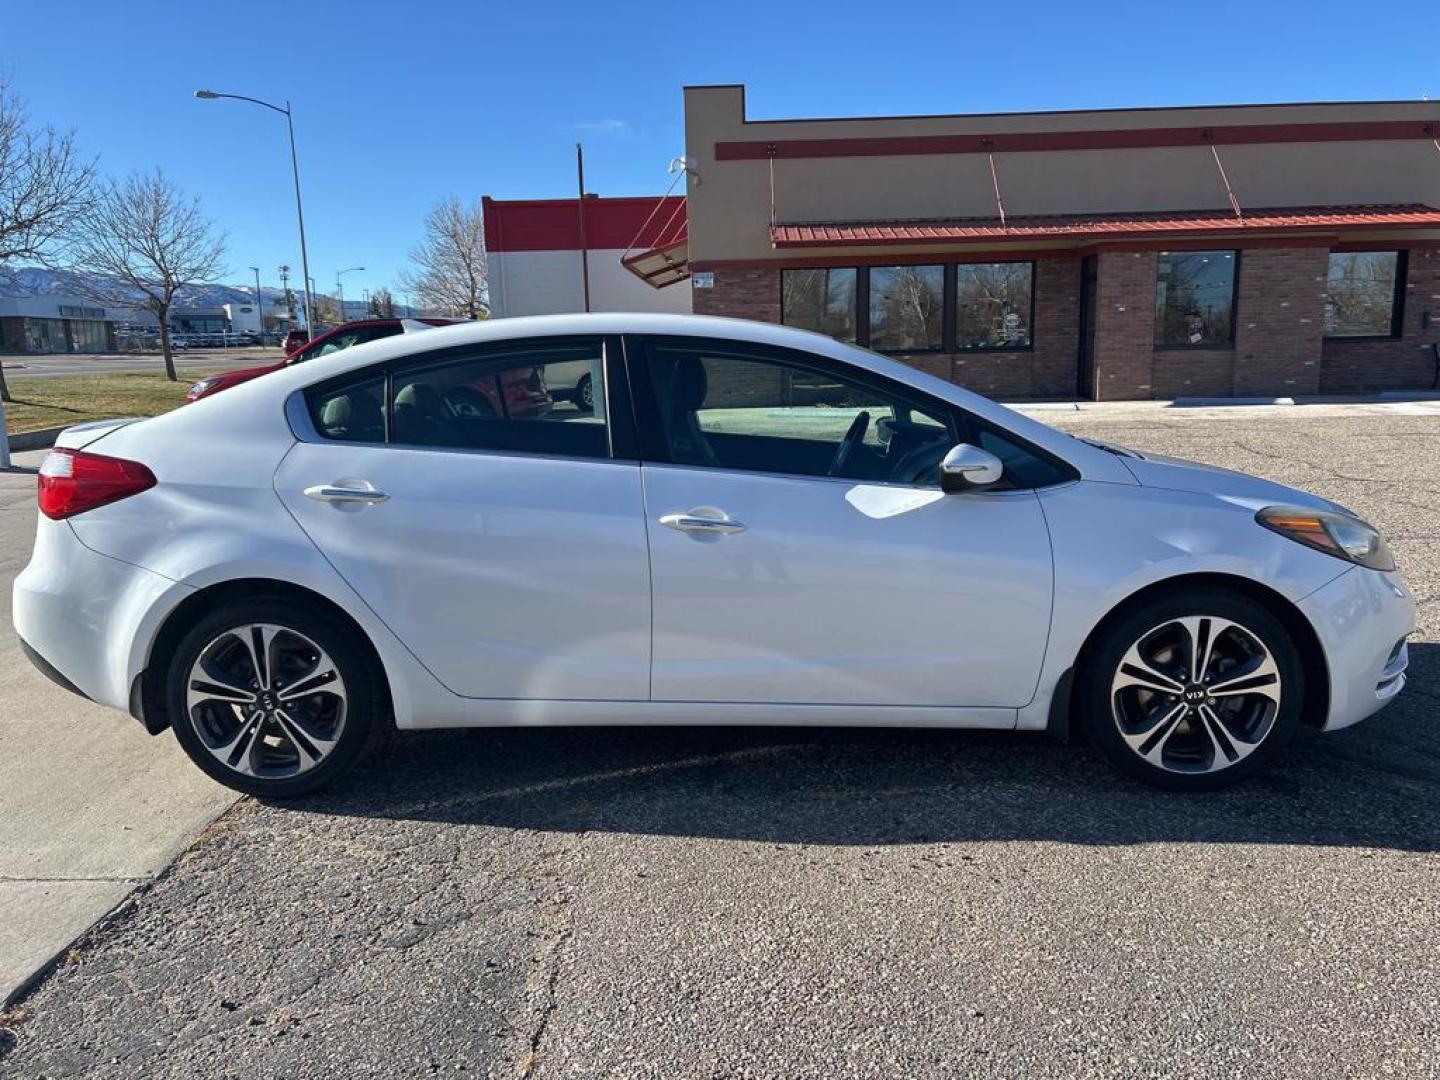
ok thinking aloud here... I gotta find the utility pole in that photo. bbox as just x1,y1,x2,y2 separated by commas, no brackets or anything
576,142,591,313
250,266,263,341
0,391,10,469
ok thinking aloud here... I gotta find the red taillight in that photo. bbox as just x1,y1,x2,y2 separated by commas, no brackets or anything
38,448,157,520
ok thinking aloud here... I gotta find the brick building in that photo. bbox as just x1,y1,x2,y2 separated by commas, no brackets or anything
672,85,1440,400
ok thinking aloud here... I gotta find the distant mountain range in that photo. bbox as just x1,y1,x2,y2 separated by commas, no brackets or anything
0,265,409,318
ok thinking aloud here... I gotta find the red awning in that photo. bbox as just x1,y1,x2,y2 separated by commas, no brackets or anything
770,204,1440,248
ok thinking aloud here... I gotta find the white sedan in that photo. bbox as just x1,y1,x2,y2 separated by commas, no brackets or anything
12,314,1414,795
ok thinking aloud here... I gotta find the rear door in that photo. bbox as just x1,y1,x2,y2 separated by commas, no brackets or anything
275,335,650,701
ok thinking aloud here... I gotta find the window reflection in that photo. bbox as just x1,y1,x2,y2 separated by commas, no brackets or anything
870,265,943,351
1325,251,1401,338
781,268,857,342
955,262,1034,350
1155,251,1237,346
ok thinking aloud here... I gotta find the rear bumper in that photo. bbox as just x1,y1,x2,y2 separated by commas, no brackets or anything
1298,566,1416,732
12,515,191,716
18,636,89,700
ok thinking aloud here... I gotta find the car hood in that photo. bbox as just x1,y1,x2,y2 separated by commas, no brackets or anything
1118,451,1338,512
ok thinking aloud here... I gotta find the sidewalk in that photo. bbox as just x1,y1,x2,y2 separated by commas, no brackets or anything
1009,390,1440,421
0,451,237,1006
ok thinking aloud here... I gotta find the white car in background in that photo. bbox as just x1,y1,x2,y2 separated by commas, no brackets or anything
12,314,1413,796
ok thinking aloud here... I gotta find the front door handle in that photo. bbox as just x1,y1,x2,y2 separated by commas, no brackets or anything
304,483,389,505
659,511,746,535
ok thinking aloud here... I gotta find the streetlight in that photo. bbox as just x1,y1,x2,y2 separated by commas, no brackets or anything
336,266,364,324
194,89,315,334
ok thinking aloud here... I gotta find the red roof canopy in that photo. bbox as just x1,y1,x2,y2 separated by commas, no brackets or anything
771,204,1440,248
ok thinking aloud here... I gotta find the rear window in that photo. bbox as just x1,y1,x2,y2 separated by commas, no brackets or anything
307,374,386,443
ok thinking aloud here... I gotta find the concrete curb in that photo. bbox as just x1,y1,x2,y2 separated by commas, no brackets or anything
1173,396,1296,407
6,426,66,453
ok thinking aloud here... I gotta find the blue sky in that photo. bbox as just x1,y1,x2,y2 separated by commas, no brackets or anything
5,0,1437,299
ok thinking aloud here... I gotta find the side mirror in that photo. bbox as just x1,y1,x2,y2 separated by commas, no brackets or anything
940,443,1003,493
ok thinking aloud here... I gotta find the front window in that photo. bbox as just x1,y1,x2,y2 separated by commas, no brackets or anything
781,268,858,342
954,262,1034,350
1324,251,1403,338
1155,251,1237,347
641,341,953,485
869,265,944,351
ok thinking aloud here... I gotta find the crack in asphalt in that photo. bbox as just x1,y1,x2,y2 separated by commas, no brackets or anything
520,837,583,1078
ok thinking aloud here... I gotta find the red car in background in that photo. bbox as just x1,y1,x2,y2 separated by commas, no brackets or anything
185,318,464,403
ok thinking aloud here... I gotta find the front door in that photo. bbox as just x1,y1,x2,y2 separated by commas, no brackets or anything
630,337,1054,708
275,335,651,701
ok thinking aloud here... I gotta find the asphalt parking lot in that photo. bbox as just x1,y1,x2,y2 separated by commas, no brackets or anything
1,403,1437,1078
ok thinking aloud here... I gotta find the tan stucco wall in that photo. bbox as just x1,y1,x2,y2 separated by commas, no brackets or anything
684,85,1440,265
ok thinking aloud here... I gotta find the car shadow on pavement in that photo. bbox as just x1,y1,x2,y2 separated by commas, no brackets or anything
298,641,1440,853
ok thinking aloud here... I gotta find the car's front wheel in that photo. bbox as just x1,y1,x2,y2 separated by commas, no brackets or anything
166,598,384,797
1080,588,1305,790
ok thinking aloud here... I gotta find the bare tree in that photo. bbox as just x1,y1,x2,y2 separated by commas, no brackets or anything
0,76,97,401
68,170,226,381
0,77,95,264
313,293,342,326
368,285,396,318
399,195,488,319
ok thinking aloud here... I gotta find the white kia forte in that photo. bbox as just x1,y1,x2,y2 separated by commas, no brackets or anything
12,315,1414,795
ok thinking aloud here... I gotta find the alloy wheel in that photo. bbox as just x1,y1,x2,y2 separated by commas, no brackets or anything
186,623,347,779
1109,615,1282,775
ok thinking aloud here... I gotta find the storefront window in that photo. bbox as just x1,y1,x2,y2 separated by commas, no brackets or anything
1154,251,1237,347
781,268,857,342
69,319,109,352
23,318,68,353
954,262,1034,350
869,265,943,351
1324,251,1403,338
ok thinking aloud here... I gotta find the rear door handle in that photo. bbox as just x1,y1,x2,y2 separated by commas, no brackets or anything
659,512,746,535
304,483,389,505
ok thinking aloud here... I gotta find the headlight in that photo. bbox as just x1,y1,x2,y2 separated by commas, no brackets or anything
1256,506,1395,571
188,378,218,396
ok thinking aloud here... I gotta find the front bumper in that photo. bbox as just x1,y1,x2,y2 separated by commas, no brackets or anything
1298,566,1416,731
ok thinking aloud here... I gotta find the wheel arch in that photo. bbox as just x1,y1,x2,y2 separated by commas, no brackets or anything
1048,571,1330,741
133,577,394,736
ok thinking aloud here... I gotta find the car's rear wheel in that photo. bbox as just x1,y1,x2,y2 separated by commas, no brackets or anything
576,373,594,412
1079,588,1305,791
166,598,383,797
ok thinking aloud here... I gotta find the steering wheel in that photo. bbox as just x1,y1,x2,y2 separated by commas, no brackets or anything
443,385,497,419
827,410,870,477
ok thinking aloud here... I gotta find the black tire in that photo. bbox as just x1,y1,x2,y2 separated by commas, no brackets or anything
576,373,594,412
1078,587,1305,791
166,596,386,798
